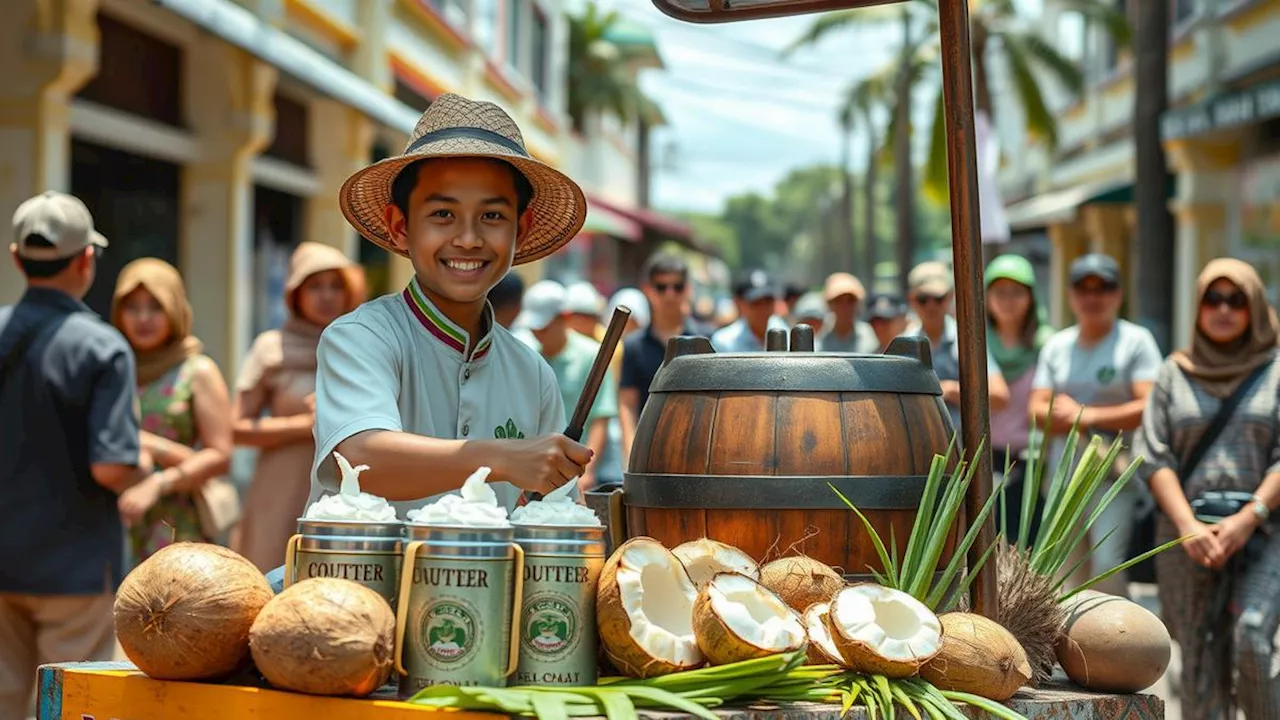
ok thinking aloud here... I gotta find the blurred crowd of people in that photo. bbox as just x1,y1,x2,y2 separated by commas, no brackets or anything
2,191,1279,717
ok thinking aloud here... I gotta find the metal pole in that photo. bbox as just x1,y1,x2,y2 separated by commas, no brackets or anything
935,0,996,618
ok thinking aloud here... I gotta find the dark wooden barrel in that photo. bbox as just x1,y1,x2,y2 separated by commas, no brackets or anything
621,332,956,579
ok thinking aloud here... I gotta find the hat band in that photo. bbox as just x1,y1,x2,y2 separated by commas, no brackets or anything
406,126,528,157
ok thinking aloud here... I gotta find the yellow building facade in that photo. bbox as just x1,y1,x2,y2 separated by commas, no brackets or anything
1002,0,1280,349
0,0,575,376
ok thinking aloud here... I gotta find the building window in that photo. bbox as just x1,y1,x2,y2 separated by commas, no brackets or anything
506,0,523,69
262,93,310,168
1099,0,1128,78
530,6,550,99
394,79,433,113
429,0,469,28
475,0,499,56
77,13,183,127
1172,0,1196,25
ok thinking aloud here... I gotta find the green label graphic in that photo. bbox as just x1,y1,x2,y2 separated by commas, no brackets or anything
421,600,480,666
521,596,579,660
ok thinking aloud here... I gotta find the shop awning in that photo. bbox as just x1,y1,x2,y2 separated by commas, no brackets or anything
590,195,720,258
582,198,644,241
1003,178,1130,231
154,0,419,135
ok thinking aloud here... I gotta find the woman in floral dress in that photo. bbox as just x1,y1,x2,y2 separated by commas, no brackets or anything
112,258,232,565
231,242,364,570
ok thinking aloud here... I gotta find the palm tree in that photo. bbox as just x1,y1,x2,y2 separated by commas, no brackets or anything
566,3,653,134
1132,0,1172,351
840,72,892,283
789,0,1130,198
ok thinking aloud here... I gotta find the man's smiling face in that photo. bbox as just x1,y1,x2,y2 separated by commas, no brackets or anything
385,157,531,313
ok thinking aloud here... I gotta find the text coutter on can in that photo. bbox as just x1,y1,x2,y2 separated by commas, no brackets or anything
285,519,404,610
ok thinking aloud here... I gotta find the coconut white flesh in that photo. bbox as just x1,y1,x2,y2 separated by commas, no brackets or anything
618,543,702,667
673,540,760,590
804,603,844,663
832,585,942,662
707,573,805,651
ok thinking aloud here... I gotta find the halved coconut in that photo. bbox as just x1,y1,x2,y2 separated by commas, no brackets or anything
597,537,704,677
673,538,760,590
825,584,943,678
803,602,844,665
692,573,806,665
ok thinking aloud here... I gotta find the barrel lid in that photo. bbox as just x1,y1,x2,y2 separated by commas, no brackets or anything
651,335,942,395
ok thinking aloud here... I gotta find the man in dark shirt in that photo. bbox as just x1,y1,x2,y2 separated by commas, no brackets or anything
0,191,149,718
618,254,699,466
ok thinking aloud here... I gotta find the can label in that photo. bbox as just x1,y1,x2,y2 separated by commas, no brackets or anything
515,555,602,686
401,557,513,693
296,550,400,609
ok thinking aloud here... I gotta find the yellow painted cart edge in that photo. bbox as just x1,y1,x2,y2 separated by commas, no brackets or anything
39,662,507,720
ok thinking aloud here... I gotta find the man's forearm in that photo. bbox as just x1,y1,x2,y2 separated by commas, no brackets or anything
1084,399,1147,432
335,431,500,501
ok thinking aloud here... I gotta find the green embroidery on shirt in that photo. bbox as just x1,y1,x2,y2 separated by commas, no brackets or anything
494,418,525,439
1096,366,1117,384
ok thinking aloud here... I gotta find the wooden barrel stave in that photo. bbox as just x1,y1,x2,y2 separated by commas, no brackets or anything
626,385,956,578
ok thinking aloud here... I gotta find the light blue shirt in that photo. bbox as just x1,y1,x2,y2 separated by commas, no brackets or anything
710,316,790,353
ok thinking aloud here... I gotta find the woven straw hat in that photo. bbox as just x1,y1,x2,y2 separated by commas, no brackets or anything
339,94,587,265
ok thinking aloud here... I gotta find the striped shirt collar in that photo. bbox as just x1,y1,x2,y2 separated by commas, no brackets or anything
402,278,494,362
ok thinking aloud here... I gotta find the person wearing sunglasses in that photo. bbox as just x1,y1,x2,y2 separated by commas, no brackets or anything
1133,259,1280,718
619,254,701,467
1030,252,1163,597
905,261,1009,436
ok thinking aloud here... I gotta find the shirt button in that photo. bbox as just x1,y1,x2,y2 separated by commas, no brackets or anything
464,368,472,381
462,423,470,436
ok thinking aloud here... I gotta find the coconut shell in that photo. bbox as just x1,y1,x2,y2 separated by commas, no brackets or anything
673,538,760,590
920,613,1031,701
596,537,703,678
995,543,1064,685
114,543,273,681
825,585,941,678
803,603,843,666
1056,591,1171,693
759,556,844,613
249,578,395,697
691,575,804,666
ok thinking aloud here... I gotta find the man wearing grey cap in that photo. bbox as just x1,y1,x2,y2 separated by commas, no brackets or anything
0,191,151,717
1030,252,1162,597
905,261,1009,435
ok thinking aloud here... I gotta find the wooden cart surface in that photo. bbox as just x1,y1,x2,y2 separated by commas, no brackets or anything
39,662,1164,720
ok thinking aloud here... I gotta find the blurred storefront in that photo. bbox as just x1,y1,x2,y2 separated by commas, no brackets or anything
0,0,659,378
997,0,1280,347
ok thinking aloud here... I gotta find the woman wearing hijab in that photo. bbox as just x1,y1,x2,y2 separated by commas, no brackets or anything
1135,258,1280,718
112,259,233,564
231,242,365,571
985,255,1054,545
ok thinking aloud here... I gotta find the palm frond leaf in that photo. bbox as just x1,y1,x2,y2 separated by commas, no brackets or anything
1058,0,1133,48
1000,32,1060,148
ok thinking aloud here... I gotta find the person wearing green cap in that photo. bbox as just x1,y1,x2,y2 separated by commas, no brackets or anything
985,255,1054,546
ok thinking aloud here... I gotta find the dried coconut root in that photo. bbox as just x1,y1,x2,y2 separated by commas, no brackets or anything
995,542,1064,685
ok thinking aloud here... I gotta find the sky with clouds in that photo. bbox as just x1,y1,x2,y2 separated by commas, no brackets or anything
590,0,906,215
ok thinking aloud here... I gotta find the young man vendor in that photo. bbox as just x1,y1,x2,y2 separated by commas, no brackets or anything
308,93,593,518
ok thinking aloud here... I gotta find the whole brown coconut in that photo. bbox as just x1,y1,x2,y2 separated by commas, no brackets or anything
759,556,844,613
995,543,1063,685
115,543,273,681
921,613,1032,701
250,578,395,696
1056,590,1171,693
